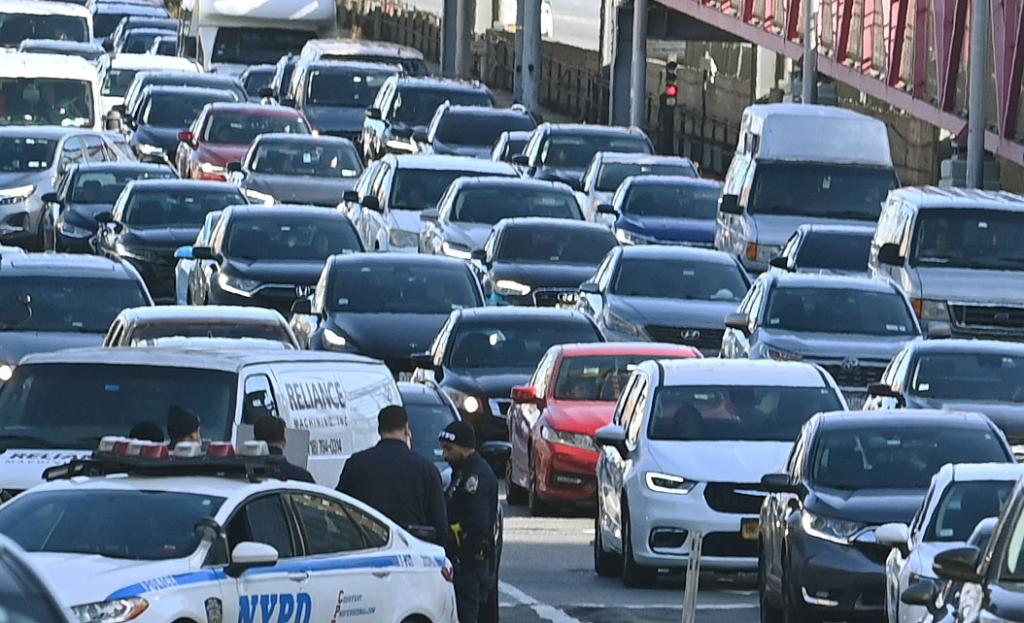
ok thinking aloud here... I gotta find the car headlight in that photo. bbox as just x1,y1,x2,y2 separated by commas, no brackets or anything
746,243,782,264
72,598,148,623
912,299,950,322
443,388,483,415
244,188,275,205
441,240,473,260
757,343,803,361
0,364,13,382
135,143,165,157
199,162,227,175
540,425,596,451
644,472,697,495
58,219,92,238
493,279,532,297
388,228,419,248
614,227,654,245
113,242,159,262
0,184,34,206
216,272,261,296
603,308,642,336
322,327,353,350
801,510,865,545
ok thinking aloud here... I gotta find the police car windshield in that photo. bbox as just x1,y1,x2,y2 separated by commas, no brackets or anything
0,364,236,449
0,277,149,333
0,489,225,560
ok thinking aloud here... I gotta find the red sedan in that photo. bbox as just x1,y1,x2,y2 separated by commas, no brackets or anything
506,342,701,515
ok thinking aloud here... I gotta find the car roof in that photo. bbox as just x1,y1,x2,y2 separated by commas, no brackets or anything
141,85,238,98
0,125,82,139
305,59,401,72
398,382,446,405
440,105,530,117
241,63,276,74
394,76,489,91
390,154,516,174
71,161,171,173
537,123,647,136
20,347,381,372
623,175,721,188
451,176,572,192
618,245,740,265
814,409,996,430
206,102,303,116
496,217,614,233
454,307,594,324
107,53,198,71
0,252,137,279
225,205,348,220
26,471,307,500
20,39,102,51
0,53,96,81
656,359,832,387
328,252,471,270
795,223,876,235
94,2,165,13
303,38,424,59
124,179,239,193
253,132,351,146
501,130,533,139
764,271,901,293
888,186,1024,211
596,152,694,165
942,463,1024,483
907,338,1024,356
556,342,701,358
0,0,90,17
115,305,285,325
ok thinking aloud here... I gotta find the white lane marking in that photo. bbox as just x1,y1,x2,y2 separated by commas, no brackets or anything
499,581,586,623
498,582,757,615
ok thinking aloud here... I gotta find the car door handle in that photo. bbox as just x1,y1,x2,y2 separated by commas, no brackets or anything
372,570,391,579
287,571,310,583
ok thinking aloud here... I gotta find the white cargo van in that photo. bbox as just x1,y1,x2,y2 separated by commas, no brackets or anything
0,0,93,48
0,347,400,492
715,103,899,272
0,53,102,130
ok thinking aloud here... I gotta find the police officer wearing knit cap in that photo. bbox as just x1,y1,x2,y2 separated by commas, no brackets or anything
166,405,201,449
439,421,498,623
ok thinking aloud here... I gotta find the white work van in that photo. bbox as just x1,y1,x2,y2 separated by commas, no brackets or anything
0,52,102,129
0,0,93,48
715,103,899,272
0,347,400,493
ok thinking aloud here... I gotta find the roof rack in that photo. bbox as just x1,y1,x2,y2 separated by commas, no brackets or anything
42,453,288,483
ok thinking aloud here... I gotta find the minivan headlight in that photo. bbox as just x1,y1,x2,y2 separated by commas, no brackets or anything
644,472,697,495
0,184,34,205
801,511,865,544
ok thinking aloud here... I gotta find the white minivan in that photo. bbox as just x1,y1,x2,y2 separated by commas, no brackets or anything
0,0,93,48
715,103,899,272
0,347,401,492
0,53,102,130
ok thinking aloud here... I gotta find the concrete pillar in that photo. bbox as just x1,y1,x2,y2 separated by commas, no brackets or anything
801,0,817,104
966,0,989,188
454,0,475,77
609,3,632,126
520,0,541,112
514,0,524,99
441,0,458,76
629,0,647,127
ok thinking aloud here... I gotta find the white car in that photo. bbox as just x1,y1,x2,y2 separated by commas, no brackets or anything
593,358,846,586
96,53,202,118
877,462,1024,623
174,209,222,305
0,448,457,623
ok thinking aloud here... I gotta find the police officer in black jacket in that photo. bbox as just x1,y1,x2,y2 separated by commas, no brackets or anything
439,421,498,623
337,406,448,544
253,416,315,483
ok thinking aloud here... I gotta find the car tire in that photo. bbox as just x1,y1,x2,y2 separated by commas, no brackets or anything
505,460,527,505
758,541,782,623
621,503,656,588
593,499,621,577
527,467,550,517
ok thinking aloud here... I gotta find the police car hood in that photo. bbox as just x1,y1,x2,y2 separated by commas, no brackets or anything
0,331,104,365
915,266,1024,306
647,440,792,483
27,552,188,606
607,294,737,329
756,328,913,362
750,214,872,248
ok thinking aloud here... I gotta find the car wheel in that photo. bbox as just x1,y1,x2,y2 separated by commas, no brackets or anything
505,458,527,505
527,466,550,517
621,503,656,588
593,498,621,577
758,541,782,623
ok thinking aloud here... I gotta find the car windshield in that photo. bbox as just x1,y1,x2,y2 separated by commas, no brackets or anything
123,31,165,53
796,231,873,272
613,258,748,301
21,43,103,60
0,277,147,333
765,286,917,335
554,354,691,401
391,168,504,211
748,163,897,220
0,14,89,45
497,137,528,160
0,363,237,448
649,385,842,441
321,54,427,76
152,38,175,55
93,13,130,37
306,67,393,107
327,263,478,314
242,69,273,97
225,217,361,261
251,142,362,178
910,352,1024,402
495,226,616,264
123,190,240,229
926,480,1014,542
912,209,1024,271
621,183,721,219
0,137,57,172
406,401,457,463
597,163,696,191
0,78,94,127
211,27,313,65
203,112,308,144
452,188,581,224
70,169,175,204
143,92,237,128
0,490,225,560
391,88,492,125
103,69,141,97
130,322,290,345
433,113,535,147
541,135,651,169
448,321,600,369
811,427,1008,489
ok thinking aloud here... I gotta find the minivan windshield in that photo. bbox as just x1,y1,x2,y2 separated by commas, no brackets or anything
811,427,1008,489
648,385,842,441
765,287,917,335
0,277,149,333
910,352,1024,402
912,208,1024,270
0,78,94,127
0,137,57,171
0,14,89,46
495,226,616,264
0,490,225,560
211,27,313,65
749,163,897,220
448,321,601,370
0,364,237,448
327,263,479,314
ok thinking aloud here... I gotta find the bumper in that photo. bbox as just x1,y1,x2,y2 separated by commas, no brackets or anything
788,531,886,619
0,201,43,246
534,439,598,503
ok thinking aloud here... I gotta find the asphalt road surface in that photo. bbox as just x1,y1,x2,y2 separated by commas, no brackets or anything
496,496,760,623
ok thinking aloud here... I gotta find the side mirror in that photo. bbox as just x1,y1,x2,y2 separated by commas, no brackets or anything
366,107,382,120
174,245,194,260
479,441,512,464
594,424,628,459
510,385,543,406
102,39,114,52
104,112,122,132
900,579,939,607
932,546,982,584
760,473,805,495
40,192,59,204
724,312,751,335
95,211,114,224
410,351,436,371
511,154,529,166
258,86,274,99
579,282,600,295
226,541,279,578
927,321,952,340
413,130,429,143
226,161,242,174
596,203,617,215
360,195,380,212
719,194,743,215
420,208,439,222
111,103,126,115
876,522,911,556
291,298,313,315
878,242,904,266
470,249,487,262
768,256,790,270
191,246,216,261
177,130,194,144
866,383,906,407
342,190,359,203
391,126,413,139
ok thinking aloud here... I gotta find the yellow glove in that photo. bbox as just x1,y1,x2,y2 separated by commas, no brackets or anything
450,523,464,547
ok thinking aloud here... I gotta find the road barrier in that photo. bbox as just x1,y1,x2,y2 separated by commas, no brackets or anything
680,532,702,623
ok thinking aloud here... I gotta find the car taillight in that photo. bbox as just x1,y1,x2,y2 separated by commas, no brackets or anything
441,558,454,583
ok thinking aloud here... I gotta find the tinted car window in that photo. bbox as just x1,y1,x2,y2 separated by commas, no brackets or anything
765,287,916,335
749,162,896,220
229,495,294,557
327,263,478,313
392,168,501,211
597,163,695,191
541,134,651,169
290,493,388,554
612,258,747,301
0,490,224,560
621,183,720,219
495,226,616,264
242,69,273,97
433,113,535,147
130,322,290,344
0,78,93,127
306,67,393,107
122,31,164,53
912,209,1024,271
0,276,148,332
406,400,457,462
391,87,492,125
910,352,1024,402
143,92,237,128
0,137,57,171
452,188,581,224
211,27,312,65
448,320,600,369
225,217,361,261
648,385,842,441
70,169,175,203
796,231,872,271
251,142,361,178
203,112,308,144
0,14,88,45
926,480,1013,542
124,190,242,228
554,354,689,402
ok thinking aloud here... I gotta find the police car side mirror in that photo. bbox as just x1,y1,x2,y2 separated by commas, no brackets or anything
227,541,279,577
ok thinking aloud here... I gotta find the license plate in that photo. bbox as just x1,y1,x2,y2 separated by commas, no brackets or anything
741,518,760,541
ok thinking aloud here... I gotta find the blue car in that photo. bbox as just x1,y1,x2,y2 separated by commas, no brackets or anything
602,175,723,247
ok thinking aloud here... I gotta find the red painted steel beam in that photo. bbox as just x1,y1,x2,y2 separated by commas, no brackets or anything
934,0,969,111
764,0,776,30
863,0,875,72
785,0,801,40
913,0,929,97
834,0,855,62
991,0,1024,137
741,0,754,21
887,0,910,85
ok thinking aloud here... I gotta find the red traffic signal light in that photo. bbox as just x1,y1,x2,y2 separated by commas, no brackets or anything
665,84,678,97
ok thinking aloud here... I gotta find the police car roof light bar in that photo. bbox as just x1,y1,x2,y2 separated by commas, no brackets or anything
42,454,288,483
206,442,236,458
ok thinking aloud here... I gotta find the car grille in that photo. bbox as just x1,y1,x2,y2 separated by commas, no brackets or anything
488,398,512,417
951,304,1024,330
703,482,766,514
700,532,758,558
645,325,724,352
821,363,886,388
532,288,574,307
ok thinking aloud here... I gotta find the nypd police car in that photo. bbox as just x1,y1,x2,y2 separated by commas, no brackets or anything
0,442,457,623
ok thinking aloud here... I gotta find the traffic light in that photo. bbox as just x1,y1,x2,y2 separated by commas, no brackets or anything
658,57,679,154
664,60,678,105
